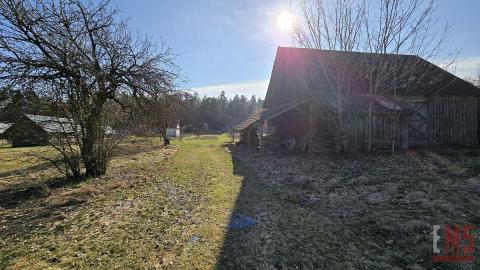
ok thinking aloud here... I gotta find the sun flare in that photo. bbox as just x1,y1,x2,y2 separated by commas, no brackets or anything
277,11,294,32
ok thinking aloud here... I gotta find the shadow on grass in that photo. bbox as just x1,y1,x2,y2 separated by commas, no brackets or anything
215,145,480,269
0,176,82,209
0,140,161,208
0,140,162,219
0,174,87,242
0,161,54,178
215,149,343,269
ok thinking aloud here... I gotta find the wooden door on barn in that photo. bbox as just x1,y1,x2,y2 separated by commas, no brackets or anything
407,98,427,146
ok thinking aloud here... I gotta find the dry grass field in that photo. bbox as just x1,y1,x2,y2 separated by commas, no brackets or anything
0,135,479,269
227,146,480,269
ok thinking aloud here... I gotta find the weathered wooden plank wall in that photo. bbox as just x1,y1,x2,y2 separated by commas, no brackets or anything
427,96,479,145
343,114,409,151
258,96,480,151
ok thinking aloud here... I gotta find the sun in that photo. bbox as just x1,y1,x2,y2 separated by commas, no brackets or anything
277,11,294,32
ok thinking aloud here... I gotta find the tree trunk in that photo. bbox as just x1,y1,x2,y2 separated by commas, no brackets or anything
163,136,170,146
391,71,398,155
367,101,373,152
82,126,106,178
391,114,397,155
161,129,170,146
336,97,348,154
82,106,107,178
367,73,374,152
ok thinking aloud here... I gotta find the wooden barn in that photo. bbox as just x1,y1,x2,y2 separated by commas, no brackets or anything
4,114,75,147
234,47,480,152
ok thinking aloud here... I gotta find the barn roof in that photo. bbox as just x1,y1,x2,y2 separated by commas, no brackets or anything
0,123,11,134
24,114,117,135
234,99,306,131
343,94,412,115
25,114,75,133
264,47,480,109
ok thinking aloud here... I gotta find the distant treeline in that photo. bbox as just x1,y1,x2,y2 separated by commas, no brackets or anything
0,89,263,134
183,91,263,133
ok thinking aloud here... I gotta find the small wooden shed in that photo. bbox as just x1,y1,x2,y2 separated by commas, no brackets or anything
4,114,75,147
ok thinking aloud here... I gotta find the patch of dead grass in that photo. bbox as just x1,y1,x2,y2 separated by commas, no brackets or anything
230,146,480,269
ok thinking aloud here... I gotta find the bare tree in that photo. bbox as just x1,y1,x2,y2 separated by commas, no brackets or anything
362,0,451,153
293,0,452,153
294,0,366,153
294,0,365,51
139,91,186,146
475,67,480,87
0,0,178,179
118,89,188,146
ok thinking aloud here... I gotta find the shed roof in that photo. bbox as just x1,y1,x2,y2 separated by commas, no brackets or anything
25,114,75,133
234,99,306,131
344,94,413,115
264,47,480,109
0,123,11,134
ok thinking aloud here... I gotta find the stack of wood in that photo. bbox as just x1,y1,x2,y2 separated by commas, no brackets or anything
262,134,284,148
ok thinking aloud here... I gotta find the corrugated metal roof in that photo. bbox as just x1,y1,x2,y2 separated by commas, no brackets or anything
25,114,116,135
0,123,11,134
233,110,264,131
344,94,412,114
24,114,116,135
25,114,75,133
234,99,306,131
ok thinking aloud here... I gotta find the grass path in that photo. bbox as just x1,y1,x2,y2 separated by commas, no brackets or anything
156,136,245,269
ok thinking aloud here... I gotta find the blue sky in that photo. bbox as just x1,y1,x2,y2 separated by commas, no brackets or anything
115,0,480,98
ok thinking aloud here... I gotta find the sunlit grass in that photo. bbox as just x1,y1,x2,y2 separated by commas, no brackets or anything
3,134,478,268
0,135,244,269
0,139,11,148
0,145,53,173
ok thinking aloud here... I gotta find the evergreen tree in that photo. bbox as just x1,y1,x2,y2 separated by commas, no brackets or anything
182,92,263,133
